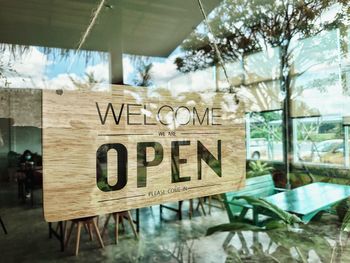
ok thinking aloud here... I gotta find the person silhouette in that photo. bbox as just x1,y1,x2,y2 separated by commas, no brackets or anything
19,150,35,199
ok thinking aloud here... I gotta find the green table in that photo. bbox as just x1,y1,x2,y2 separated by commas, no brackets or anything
263,182,350,223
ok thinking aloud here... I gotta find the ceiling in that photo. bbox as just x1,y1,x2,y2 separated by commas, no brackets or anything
0,0,222,57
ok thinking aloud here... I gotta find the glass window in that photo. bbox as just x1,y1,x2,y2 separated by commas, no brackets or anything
246,110,283,162
0,44,109,182
293,116,345,167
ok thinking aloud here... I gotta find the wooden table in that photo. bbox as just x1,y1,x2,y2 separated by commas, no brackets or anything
263,182,350,223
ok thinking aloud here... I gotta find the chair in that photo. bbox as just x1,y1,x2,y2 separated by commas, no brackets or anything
192,198,207,218
160,198,207,220
65,216,104,256
17,168,42,207
0,215,7,234
207,194,225,214
222,174,285,225
101,211,138,244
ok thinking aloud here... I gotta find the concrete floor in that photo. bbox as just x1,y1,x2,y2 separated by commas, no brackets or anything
1,182,350,263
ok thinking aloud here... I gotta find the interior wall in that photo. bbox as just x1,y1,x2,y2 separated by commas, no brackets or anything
0,89,42,181
11,126,42,155
0,88,42,128
0,118,11,181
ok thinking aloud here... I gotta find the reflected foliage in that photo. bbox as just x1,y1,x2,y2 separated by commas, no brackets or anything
69,71,103,91
130,55,153,87
249,111,282,141
206,196,344,262
247,161,274,178
176,0,349,74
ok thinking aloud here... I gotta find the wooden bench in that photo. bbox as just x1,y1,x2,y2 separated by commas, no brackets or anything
222,174,285,224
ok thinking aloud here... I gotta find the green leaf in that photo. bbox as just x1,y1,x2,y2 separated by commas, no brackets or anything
232,196,303,225
263,219,288,230
247,161,274,178
206,219,289,236
341,208,350,232
206,223,263,236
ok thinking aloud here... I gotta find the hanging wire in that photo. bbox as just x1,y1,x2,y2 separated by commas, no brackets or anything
70,0,240,106
77,0,106,51
196,0,239,104
67,0,106,72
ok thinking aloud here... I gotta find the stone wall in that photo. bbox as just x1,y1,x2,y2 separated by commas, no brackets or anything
0,88,42,181
0,88,42,128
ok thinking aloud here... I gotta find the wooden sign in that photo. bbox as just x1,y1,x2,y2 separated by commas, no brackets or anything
42,86,246,222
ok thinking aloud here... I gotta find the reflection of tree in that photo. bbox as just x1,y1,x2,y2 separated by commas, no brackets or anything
69,71,103,91
0,43,107,89
129,55,153,87
249,111,282,142
175,0,349,185
176,0,349,100
223,227,336,263
0,50,19,88
175,0,348,84
295,119,321,160
159,240,195,263
243,82,280,112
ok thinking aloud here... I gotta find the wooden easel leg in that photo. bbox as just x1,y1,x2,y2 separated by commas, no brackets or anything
197,198,206,215
83,224,89,234
201,199,207,215
87,223,93,241
92,219,104,249
189,199,193,219
127,211,138,239
63,221,68,245
65,221,75,248
101,214,112,237
75,223,82,256
218,195,225,209
120,217,126,231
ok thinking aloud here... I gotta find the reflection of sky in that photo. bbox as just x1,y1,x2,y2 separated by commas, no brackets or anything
292,63,348,117
1,7,349,120
0,33,348,119
0,45,109,89
42,48,102,79
123,54,167,86
0,44,184,90
122,46,218,95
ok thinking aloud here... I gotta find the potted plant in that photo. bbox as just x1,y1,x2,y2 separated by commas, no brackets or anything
247,160,273,178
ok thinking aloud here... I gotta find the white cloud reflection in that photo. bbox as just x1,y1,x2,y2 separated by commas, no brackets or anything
0,46,109,90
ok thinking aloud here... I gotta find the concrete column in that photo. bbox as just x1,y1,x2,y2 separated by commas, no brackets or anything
107,5,124,85
109,46,123,85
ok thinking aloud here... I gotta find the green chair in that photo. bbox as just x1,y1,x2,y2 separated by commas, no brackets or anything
222,174,285,225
